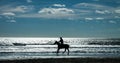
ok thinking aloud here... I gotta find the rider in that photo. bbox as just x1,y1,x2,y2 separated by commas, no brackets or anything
59,37,64,45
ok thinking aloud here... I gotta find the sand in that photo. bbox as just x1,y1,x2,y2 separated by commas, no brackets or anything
0,57,120,63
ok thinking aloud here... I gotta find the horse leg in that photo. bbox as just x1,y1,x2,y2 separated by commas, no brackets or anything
57,48,59,56
63,48,66,54
67,48,69,55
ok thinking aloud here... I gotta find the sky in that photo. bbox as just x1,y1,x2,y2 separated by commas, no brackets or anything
0,0,120,38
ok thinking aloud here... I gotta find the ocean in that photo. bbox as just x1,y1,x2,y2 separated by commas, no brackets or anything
0,37,120,60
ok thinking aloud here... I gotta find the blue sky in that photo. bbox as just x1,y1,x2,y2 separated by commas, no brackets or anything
0,0,120,38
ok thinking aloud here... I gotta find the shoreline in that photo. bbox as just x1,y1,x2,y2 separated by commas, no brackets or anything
1,55,120,60
0,57,120,63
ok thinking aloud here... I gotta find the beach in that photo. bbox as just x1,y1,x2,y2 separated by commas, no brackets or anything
0,57,120,63
0,37,120,63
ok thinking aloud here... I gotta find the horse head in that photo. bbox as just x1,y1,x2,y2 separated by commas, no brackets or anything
54,41,60,45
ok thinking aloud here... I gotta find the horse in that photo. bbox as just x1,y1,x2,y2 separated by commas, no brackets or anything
54,41,69,55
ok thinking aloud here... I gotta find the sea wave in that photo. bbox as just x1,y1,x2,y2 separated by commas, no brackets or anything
0,37,120,46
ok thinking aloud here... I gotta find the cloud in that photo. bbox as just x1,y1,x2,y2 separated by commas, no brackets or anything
52,4,66,7
115,9,120,13
8,5,34,13
95,10,110,14
0,5,33,22
96,17,104,20
38,7,75,19
0,5,34,14
18,7,75,19
109,21,116,24
10,6,27,13
1,12,16,22
0,5,35,22
1,12,15,16
7,20,16,23
73,3,120,21
74,3,111,10
115,16,120,18
85,18,93,20
38,8,74,14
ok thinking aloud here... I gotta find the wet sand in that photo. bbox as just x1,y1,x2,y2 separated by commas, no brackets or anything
0,57,120,63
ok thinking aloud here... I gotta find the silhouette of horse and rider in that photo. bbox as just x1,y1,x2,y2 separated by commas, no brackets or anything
54,37,70,55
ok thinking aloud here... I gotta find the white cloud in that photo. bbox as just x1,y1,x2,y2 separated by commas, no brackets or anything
95,10,105,14
27,7,75,19
5,16,15,20
38,8,74,14
0,5,32,22
95,10,110,14
12,6,27,13
109,21,116,24
115,16,120,18
7,20,16,23
53,4,66,7
96,17,104,20
0,5,34,14
8,5,34,13
115,9,120,13
74,3,110,10
27,0,32,3
74,3,119,21
17,13,76,20
85,18,93,20
2,12,15,16
0,12,16,22
0,5,34,23
18,8,75,19
16,4,75,20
